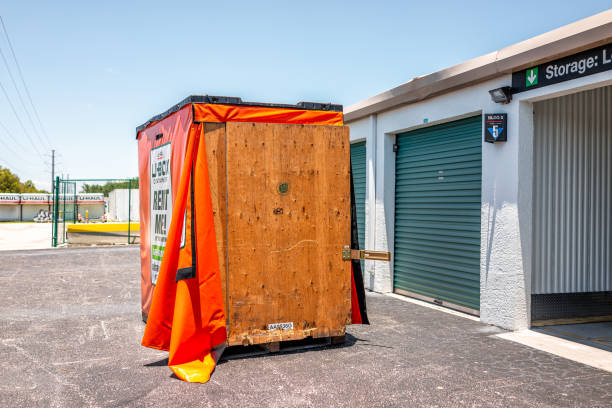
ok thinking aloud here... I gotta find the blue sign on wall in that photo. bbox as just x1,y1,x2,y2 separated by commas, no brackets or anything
484,114,507,143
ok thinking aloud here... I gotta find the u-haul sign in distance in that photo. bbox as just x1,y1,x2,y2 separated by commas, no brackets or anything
512,42,612,93
0,193,20,203
57,194,76,203
77,194,104,203
21,194,51,204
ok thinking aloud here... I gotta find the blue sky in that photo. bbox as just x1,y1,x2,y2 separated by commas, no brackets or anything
0,1,610,190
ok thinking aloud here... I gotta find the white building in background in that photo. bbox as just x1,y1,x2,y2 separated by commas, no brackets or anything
0,193,105,222
108,189,139,222
0,194,20,221
347,10,612,330
77,194,105,220
20,193,52,220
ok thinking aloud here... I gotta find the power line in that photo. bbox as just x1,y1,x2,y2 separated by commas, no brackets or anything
0,77,44,159
0,15,53,148
0,44,49,150
51,149,55,193
0,119,44,177
0,139,39,168
0,116,30,152
0,153,28,177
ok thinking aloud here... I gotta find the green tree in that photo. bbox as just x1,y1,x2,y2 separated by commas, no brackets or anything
0,166,21,192
0,166,48,193
81,179,139,197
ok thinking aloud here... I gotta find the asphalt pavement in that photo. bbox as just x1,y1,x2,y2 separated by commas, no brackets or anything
0,246,610,407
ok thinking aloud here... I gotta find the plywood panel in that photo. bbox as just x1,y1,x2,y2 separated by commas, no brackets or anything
224,122,351,345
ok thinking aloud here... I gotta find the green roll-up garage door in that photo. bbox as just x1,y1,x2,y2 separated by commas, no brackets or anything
350,141,366,251
394,115,481,312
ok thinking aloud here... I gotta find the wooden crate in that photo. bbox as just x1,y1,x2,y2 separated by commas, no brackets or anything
204,122,351,347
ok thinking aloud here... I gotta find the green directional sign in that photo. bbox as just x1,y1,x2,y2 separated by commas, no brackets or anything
526,67,538,87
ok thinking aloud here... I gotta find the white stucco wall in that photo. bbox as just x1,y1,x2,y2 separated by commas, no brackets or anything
0,205,20,221
22,205,51,221
347,69,612,331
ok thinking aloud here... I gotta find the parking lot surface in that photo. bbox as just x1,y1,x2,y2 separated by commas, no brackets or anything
0,223,52,251
0,246,610,407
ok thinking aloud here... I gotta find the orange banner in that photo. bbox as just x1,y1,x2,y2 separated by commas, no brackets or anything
193,103,343,126
137,106,193,316
141,123,226,383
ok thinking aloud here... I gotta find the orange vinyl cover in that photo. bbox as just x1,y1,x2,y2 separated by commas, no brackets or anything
137,105,193,317
192,103,343,126
141,123,226,382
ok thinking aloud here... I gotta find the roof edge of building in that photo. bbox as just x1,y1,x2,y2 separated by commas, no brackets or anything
344,9,612,123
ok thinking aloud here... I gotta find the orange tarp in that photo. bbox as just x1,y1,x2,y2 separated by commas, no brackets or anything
141,123,226,382
193,104,343,126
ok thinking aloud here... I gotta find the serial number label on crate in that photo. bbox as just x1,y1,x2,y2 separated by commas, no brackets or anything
268,322,294,331
150,142,185,285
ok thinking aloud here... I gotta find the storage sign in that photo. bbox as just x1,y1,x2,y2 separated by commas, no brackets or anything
512,43,612,93
150,143,173,285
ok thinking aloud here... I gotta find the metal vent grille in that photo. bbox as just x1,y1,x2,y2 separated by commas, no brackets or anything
532,292,612,321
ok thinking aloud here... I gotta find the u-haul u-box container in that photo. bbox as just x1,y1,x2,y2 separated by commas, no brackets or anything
136,96,367,348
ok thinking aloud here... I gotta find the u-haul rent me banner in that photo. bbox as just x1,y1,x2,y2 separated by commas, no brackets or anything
150,143,185,285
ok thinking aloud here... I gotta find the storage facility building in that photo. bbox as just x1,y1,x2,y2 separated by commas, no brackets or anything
0,193,105,222
20,193,52,220
108,189,139,222
347,11,612,330
0,194,21,221
76,194,105,220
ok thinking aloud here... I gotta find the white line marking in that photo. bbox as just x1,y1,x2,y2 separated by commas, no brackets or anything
385,293,480,321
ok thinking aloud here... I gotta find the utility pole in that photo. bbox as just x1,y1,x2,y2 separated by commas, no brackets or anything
51,149,55,192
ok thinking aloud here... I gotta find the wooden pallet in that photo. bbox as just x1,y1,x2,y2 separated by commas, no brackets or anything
221,335,346,360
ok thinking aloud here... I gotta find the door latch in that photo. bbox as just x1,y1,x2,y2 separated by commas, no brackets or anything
342,246,390,262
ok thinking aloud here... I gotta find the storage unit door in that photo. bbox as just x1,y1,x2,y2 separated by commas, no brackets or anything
394,115,482,312
532,86,612,321
350,141,366,251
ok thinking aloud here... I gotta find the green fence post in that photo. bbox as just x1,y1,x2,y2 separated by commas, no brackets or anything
73,182,77,224
127,179,132,244
62,182,66,245
53,176,60,247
